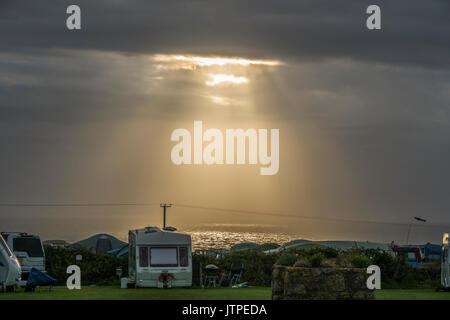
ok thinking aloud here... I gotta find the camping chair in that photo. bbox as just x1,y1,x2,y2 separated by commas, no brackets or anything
229,262,244,287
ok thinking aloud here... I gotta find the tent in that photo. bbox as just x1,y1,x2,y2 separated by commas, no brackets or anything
108,244,129,257
69,233,127,254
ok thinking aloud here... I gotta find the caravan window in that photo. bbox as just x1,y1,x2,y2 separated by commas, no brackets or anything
406,252,416,262
13,237,43,257
139,246,149,267
179,247,188,267
150,248,178,267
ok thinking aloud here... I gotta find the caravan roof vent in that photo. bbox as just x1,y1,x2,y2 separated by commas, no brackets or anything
144,227,160,233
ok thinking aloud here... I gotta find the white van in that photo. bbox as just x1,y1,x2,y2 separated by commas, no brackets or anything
0,235,21,291
128,227,192,288
1,233,45,285
442,233,450,289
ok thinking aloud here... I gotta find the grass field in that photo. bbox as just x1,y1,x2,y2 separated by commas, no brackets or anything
0,286,271,300
375,289,450,300
1,286,449,300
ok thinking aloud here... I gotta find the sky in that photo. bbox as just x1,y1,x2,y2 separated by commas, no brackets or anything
1,0,450,244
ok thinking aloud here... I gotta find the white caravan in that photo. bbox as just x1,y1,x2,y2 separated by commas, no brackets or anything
442,233,450,289
1,233,45,285
128,227,192,288
0,235,21,291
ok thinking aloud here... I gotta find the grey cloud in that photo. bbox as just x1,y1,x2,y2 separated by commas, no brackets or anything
1,1,450,243
0,0,449,69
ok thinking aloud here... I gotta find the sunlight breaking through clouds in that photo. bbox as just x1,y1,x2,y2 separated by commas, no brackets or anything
153,54,282,70
206,74,248,86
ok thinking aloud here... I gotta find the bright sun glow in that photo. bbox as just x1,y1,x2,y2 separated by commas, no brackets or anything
210,96,231,105
206,74,249,86
153,54,281,69
152,54,281,92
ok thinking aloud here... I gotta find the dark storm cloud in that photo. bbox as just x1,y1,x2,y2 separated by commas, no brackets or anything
1,0,450,243
0,0,449,68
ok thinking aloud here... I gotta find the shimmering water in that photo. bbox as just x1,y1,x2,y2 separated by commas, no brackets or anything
186,231,299,250
179,224,305,250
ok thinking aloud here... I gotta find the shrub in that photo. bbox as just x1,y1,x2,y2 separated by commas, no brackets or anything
305,247,339,259
276,253,298,266
349,253,371,268
363,249,396,281
308,253,325,268
220,250,279,286
45,247,127,285
293,258,308,267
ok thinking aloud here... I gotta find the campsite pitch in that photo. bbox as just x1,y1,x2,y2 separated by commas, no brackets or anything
0,287,449,300
375,289,450,300
0,286,271,300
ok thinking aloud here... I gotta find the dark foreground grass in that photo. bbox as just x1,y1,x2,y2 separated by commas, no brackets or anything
375,289,450,300
1,286,450,300
0,286,271,300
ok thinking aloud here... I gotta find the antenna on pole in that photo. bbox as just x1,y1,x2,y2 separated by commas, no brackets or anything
160,203,172,229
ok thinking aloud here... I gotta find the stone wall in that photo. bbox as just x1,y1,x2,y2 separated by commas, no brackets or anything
272,265,375,300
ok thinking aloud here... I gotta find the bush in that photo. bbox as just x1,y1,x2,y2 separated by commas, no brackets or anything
305,247,339,259
45,247,127,285
349,253,371,268
363,249,396,282
276,253,297,266
218,250,278,286
308,253,325,268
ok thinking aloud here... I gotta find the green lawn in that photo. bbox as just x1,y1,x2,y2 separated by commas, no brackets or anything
1,286,450,300
375,289,450,300
0,286,271,300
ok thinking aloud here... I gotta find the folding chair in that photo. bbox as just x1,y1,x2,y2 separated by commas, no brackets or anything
229,262,244,287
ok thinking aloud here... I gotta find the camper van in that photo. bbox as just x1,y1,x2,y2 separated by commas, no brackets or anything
128,227,192,288
441,233,450,289
0,235,21,291
1,232,45,285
